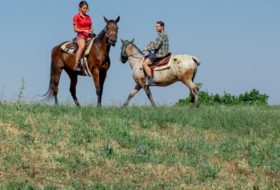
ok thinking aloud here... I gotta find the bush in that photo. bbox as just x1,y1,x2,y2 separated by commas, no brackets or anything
177,85,269,106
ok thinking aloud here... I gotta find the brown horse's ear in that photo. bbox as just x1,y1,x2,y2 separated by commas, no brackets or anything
104,16,109,23
115,16,120,23
131,38,135,43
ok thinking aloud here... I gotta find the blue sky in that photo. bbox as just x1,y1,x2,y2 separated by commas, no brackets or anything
0,1,279,105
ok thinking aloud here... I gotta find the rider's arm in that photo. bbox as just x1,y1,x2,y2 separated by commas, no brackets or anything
89,27,93,33
147,33,164,51
73,15,92,34
88,16,93,33
73,25,91,34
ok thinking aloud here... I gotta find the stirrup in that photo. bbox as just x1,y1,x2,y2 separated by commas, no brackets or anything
73,65,81,72
73,60,82,71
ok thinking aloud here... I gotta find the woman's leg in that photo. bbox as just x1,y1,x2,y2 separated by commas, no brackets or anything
74,38,86,70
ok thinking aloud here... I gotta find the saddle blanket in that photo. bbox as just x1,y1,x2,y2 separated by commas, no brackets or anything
60,38,95,56
60,38,94,76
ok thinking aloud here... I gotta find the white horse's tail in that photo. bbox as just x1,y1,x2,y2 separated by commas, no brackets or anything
191,56,200,84
192,56,201,66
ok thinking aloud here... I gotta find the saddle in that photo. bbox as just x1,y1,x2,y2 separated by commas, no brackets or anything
60,37,94,56
60,37,95,76
150,53,172,74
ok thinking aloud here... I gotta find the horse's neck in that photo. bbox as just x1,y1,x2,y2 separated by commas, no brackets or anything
128,48,144,69
93,30,110,55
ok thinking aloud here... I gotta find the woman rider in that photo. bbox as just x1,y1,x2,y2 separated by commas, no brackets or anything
73,1,93,71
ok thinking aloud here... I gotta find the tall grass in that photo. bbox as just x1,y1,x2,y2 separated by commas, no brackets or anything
0,103,279,189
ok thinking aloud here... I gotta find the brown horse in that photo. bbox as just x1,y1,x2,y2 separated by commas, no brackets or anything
44,16,120,106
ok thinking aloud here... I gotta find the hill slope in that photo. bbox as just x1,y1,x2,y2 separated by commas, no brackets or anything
0,104,279,189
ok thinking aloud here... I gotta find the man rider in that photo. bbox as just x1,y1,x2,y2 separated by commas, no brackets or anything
143,21,169,86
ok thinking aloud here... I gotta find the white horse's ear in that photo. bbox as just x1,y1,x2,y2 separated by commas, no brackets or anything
115,16,120,23
104,16,109,23
131,38,135,43
121,39,124,44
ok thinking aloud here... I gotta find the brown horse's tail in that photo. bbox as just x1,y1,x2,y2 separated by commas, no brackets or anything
42,48,56,101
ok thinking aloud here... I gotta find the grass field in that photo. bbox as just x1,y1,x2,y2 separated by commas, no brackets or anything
0,103,279,189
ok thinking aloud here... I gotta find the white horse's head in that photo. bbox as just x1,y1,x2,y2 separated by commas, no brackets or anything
120,39,135,63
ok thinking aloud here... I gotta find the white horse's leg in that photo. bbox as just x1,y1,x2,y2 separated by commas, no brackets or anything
144,86,156,106
123,84,142,107
183,80,199,107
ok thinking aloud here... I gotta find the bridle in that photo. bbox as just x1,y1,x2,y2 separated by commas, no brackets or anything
121,42,144,60
105,31,117,38
104,22,118,43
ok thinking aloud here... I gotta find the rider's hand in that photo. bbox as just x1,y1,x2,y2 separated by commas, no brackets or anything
143,47,148,51
85,30,91,34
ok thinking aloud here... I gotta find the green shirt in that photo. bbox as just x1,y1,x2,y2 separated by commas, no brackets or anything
147,30,169,58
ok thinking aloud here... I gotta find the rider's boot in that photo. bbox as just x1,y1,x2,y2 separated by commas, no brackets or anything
148,76,155,86
73,61,81,72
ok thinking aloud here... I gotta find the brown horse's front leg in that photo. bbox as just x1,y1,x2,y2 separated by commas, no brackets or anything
92,69,107,107
92,69,101,107
69,74,80,107
99,70,107,106
65,69,80,107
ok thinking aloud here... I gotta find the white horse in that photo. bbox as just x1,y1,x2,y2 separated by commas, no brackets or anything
120,39,201,107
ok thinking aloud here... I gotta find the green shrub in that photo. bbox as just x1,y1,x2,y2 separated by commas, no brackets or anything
177,85,269,106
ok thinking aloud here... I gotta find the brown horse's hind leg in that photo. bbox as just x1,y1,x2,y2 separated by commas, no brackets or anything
52,68,63,105
65,69,80,107
183,80,199,107
44,48,64,105
45,46,65,105
123,84,142,107
49,57,64,105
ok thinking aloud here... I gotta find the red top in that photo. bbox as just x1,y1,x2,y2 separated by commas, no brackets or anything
73,13,92,38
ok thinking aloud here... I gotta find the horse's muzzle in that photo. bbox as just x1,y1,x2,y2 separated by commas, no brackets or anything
106,32,117,46
109,38,117,46
120,56,127,63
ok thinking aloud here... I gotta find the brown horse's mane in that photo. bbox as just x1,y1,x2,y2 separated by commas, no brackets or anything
95,29,106,42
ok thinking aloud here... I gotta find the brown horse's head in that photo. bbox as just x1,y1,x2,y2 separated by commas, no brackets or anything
104,16,120,46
